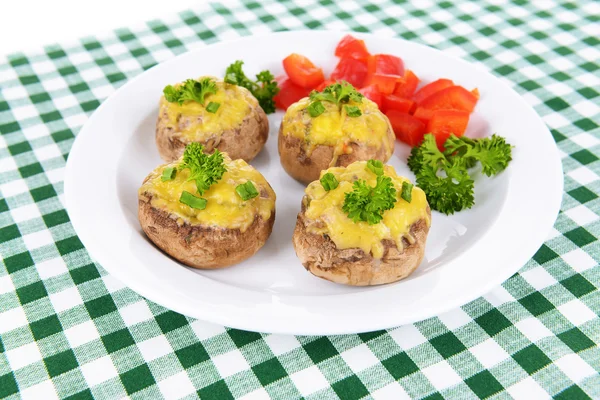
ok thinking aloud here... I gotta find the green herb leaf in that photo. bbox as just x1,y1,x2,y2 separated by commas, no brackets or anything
401,181,413,203
206,102,220,113
161,167,176,181
307,81,363,118
179,191,207,210
366,160,384,176
320,173,339,191
224,60,279,114
236,181,259,201
308,101,326,117
408,133,494,214
444,134,513,177
163,78,218,106
345,105,362,117
342,175,397,225
178,143,227,195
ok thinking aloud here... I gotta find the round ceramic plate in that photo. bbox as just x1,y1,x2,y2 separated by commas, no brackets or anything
64,31,562,335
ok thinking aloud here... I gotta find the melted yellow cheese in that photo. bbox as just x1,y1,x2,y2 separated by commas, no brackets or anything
160,78,258,141
281,97,393,164
304,161,429,258
139,155,275,232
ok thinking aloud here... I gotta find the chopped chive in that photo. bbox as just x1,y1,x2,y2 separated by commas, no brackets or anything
308,100,326,117
161,167,176,181
401,181,413,203
367,160,384,176
345,105,362,117
206,101,220,113
224,72,237,85
179,191,207,209
320,172,339,191
236,181,259,201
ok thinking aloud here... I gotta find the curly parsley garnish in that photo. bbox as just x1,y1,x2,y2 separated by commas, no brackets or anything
308,81,363,118
225,61,279,114
408,133,512,215
342,160,397,225
163,77,217,106
178,143,226,197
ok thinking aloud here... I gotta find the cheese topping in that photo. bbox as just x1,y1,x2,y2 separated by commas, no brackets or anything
281,97,393,164
303,161,429,259
160,78,258,141
139,156,275,232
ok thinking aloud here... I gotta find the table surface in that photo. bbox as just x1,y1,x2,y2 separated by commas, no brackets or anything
0,0,599,399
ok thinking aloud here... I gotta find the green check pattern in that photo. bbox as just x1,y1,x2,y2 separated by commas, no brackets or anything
1,0,599,398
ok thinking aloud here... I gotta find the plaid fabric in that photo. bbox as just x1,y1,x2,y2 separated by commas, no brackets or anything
1,0,599,398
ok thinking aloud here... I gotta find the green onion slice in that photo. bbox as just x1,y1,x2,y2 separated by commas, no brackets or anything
179,191,207,209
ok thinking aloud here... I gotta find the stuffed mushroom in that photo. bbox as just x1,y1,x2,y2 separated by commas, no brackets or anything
292,160,430,286
156,77,269,162
139,143,276,269
278,82,395,185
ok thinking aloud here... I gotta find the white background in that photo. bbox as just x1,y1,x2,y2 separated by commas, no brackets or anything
0,0,206,56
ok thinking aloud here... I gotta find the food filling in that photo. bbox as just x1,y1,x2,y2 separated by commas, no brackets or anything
139,154,275,232
281,85,392,165
303,161,429,258
161,78,257,141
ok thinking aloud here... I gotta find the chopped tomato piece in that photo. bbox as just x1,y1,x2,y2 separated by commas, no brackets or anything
316,79,335,92
282,53,325,89
370,74,398,95
471,88,480,99
387,111,426,146
426,109,470,149
413,78,454,104
382,95,414,114
330,57,369,88
419,86,479,113
359,85,383,109
413,107,434,124
273,77,312,110
335,35,370,60
393,70,420,98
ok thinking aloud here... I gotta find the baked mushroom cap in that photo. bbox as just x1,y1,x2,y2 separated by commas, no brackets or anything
278,97,395,185
156,78,269,162
138,154,276,269
292,161,431,286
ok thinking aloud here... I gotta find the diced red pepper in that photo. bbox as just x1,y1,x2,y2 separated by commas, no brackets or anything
426,109,470,149
335,35,370,60
413,107,434,124
330,57,369,88
419,85,479,113
368,54,405,77
359,85,383,109
393,70,420,98
315,79,335,92
370,74,399,95
413,78,454,104
273,76,312,110
282,53,325,89
382,95,414,114
387,110,427,146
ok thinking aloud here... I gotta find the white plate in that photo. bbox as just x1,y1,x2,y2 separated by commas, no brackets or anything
64,31,562,335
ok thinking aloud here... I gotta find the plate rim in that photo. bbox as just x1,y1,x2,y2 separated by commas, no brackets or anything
64,30,563,335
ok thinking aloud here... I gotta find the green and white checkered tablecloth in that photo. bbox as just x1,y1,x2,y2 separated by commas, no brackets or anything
1,0,599,398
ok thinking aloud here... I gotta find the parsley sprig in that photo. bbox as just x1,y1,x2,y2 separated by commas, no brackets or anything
224,61,279,114
408,133,512,215
163,78,218,106
342,161,397,225
308,81,364,118
178,143,227,197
